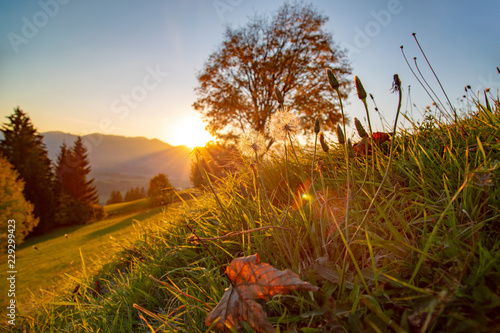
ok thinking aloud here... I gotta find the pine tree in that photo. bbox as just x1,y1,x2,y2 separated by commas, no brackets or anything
124,189,132,202
54,137,100,225
106,190,123,205
107,191,115,205
0,107,56,234
70,137,99,205
115,191,123,203
122,186,145,202
133,187,142,200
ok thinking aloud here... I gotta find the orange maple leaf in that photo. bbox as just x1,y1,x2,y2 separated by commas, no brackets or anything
205,254,319,332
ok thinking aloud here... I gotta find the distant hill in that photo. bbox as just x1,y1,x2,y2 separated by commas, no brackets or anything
41,131,192,204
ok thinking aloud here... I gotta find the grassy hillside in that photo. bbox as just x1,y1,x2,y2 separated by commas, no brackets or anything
104,198,152,217
6,88,500,332
0,202,167,312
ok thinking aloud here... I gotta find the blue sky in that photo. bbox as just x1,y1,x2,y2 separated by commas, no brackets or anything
1,0,498,146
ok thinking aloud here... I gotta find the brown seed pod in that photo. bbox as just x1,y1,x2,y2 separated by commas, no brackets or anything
274,85,284,105
355,76,367,100
354,117,367,138
326,68,340,91
336,124,345,144
319,132,329,153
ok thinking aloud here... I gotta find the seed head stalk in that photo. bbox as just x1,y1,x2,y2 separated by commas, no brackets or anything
354,74,403,237
253,150,294,261
311,118,320,195
356,76,376,195
412,33,457,122
327,68,351,243
287,134,304,176
413,57,451,121
194,149,231,230
400,46,442,115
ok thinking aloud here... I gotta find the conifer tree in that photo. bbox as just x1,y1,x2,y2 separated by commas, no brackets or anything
0,107,56,233
54,137,100,225
70,137,99,205
107,190,123,205
124,189,133,202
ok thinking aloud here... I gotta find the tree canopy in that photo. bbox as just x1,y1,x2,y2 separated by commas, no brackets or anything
0,154,38,251
0,107,55,233
193,2,351,140
147,173,173,206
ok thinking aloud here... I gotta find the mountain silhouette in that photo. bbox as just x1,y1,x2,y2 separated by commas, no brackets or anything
42,131,192,204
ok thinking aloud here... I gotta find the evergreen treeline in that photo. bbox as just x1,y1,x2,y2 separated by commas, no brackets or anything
106,190,123,205
106,187,146,205
54,137,105,226
0,107,104,236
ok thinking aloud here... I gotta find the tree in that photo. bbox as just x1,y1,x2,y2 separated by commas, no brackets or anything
124,189,132,202
122,187,146,202
190,142,242,189
193,2,351,140
0,154,38,251
0,107,56,234
106,190,123,205
147,173,173,206
54,137,101,225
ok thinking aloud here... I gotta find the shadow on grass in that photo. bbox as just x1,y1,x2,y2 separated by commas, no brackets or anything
83,206,165,241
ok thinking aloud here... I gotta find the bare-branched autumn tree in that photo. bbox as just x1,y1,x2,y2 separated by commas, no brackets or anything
193,2,352,140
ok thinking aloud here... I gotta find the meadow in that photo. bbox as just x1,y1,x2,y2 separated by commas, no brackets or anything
0,199,165,311
3,74,500,332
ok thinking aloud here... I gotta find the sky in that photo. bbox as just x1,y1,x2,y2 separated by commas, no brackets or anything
0,0,499,147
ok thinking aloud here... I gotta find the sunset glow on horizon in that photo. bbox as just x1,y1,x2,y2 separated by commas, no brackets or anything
165,114,214,148
0,1,498,146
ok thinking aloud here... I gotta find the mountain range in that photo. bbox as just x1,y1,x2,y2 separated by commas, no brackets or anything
41,131,192,204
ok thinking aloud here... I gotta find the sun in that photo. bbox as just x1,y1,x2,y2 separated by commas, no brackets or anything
168,115,213,148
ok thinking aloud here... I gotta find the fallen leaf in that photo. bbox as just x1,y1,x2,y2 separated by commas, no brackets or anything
352,137,371,156
206,254,319,332
372,132,390,145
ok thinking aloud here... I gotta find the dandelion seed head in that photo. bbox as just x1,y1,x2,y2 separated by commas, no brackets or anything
268,107,301,141
238,129,267,157
392,74,401,93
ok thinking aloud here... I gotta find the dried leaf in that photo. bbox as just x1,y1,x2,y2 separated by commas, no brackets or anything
206,254,319,332
372,132,390,145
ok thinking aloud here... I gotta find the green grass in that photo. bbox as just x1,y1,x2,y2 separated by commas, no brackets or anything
104,198,151,217
4,85,500,332
0,203,166,312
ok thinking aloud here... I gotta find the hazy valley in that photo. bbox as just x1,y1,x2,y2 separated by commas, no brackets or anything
42,131,192,204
